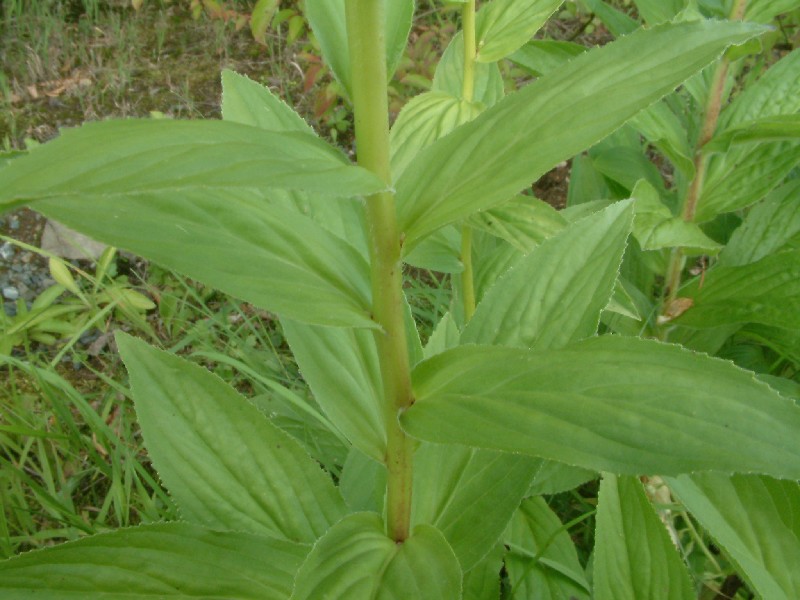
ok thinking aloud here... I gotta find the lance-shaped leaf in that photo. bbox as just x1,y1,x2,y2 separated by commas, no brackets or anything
281,319,385,461
117,333,347,544
631,180,721,255
412,443,539,571
506,496,591,600
720,180,800,266
668,473,800,600
745,0,800,23
290,513,461,599
32,189,374,329
304,0,413,98
509,40,587,77
674,250,800,330
475,0,565,63
0,523,307,599
704,114,800,153
402,336,800,478
390,91,484,180
222,69,314,134
594,475,694,600
632,0,683,24
396,20,767,250
462,201,633,350
0,119,384,211
468,195,567,253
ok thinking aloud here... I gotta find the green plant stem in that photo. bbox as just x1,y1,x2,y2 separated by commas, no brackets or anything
461,0,476,102
460,0,477,321
345,0,414,542
460,225,476,320
661,0,747,318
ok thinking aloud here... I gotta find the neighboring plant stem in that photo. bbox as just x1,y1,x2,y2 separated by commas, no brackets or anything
661,0,747,320
344,0,414,542
460,0,478,321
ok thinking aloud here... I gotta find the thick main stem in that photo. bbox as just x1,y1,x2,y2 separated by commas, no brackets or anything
345,0,414,542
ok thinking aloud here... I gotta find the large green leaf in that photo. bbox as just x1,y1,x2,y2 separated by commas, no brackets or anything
462,201,633,349
505,496,591,600
0,523,307,598
304,0,413,98
402,336,800,478
32,189,374,329
594,475,694,600
0,119,383,212
674,250,800,329
117,334,346,544
281,319,385,461
396,20,766,250
668,473,800,600
290,513,461,599
475,0,565,63
720,179,800,266
412,444,538,570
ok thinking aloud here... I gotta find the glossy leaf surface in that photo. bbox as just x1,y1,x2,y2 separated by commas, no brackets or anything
117,334,346,544
403,336,800,478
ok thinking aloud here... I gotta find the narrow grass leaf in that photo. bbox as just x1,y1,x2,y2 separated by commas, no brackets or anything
402,336,800,478
0,119,384,211
675,250,800,329
33,189,374,329
397,20,767,249
0,522,307,598
117,334,347,544
290,513,461,599
668,473,800,600
412,444,539,570
475,0,565,63
594,475,694,600
463,201,633,350
506,496,591,599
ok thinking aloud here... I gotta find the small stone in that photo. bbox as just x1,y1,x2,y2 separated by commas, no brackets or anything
9,216,19,230
2,286,19,301
0,242,13,260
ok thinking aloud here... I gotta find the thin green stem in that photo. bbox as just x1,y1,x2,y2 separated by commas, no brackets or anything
345,0,414,542
460,0,477,321
460,226,476,320
461,0,476,102
661,0,746,322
